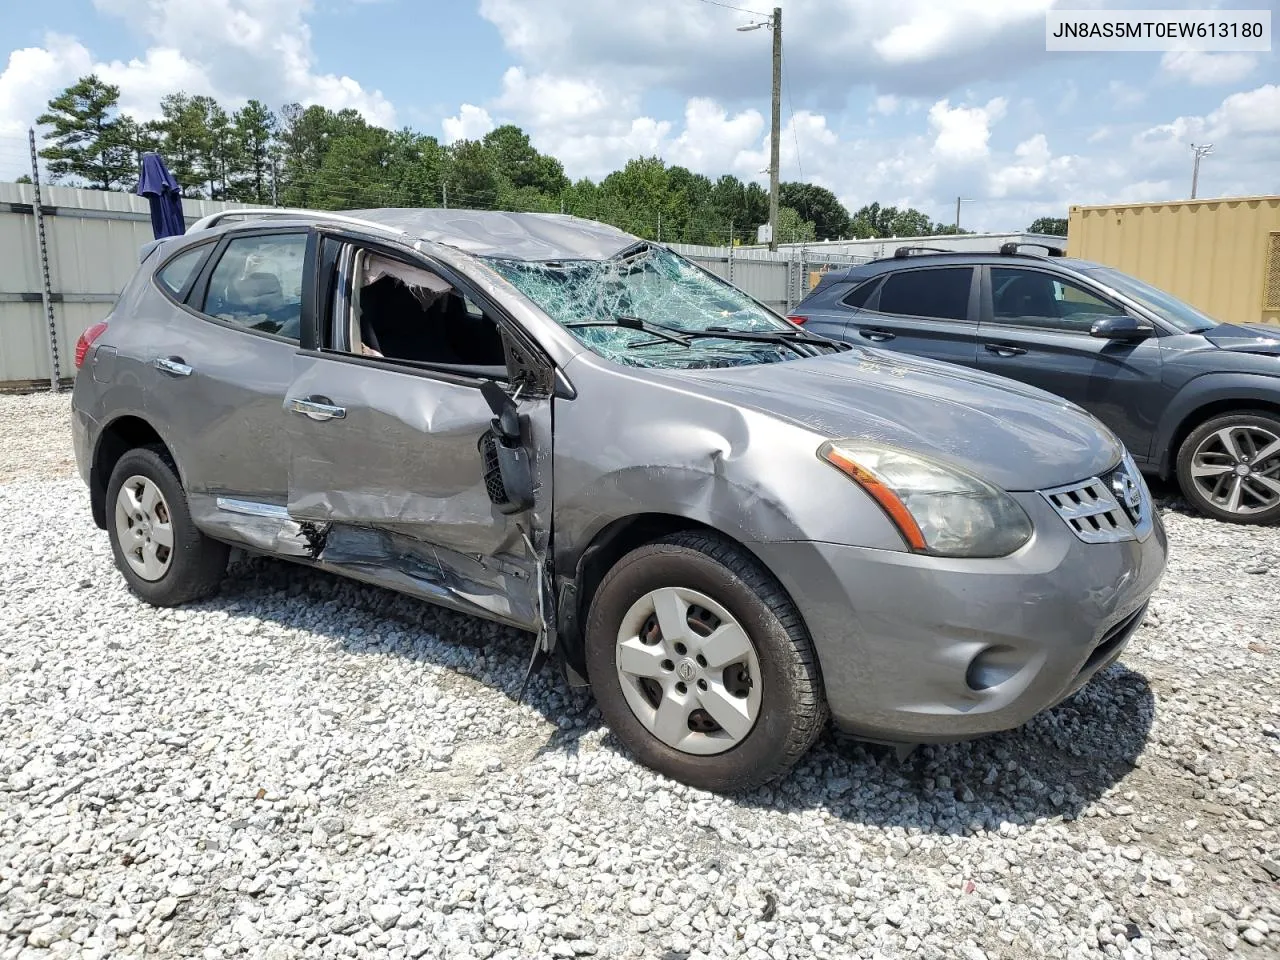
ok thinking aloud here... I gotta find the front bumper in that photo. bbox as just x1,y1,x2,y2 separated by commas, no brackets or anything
750,493,1167,743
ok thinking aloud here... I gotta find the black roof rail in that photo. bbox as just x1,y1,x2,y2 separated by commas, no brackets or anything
1000,241,1065,257
892,246,954,258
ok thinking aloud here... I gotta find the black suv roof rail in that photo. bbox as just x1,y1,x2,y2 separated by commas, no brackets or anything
1000,241,1065,257
892,246,954,258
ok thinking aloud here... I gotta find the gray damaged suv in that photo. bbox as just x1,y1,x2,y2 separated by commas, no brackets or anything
71,209,1167,791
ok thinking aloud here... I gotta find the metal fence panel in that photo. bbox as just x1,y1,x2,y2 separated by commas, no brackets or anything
671,241,871,315
0,183,250,389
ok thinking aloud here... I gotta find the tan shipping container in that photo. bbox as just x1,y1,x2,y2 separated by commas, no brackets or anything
1067,195,1280,328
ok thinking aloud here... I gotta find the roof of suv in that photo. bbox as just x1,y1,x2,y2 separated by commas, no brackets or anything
826,248,1101,285
189,207,642,263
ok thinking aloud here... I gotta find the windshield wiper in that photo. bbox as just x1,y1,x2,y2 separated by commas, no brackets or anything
703,326,848,349
565,315,691,346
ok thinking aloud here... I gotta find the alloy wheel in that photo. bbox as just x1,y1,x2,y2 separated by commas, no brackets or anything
1189,424,1280,516
113,475,175,581
614,586,762,756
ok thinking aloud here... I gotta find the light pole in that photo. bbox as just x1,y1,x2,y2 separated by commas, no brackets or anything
955,197,976,231
737,7,782,251
1190,143,1213,199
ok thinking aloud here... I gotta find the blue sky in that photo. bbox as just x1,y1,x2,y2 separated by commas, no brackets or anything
0,0,1275,231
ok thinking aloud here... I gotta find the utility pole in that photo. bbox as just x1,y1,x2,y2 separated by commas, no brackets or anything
442,182,449,209
955,197,974,232
768,6,782,252
736,9,782,250
1190,143,1213,199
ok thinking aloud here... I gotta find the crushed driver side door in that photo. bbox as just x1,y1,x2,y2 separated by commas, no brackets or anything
283,237,553,631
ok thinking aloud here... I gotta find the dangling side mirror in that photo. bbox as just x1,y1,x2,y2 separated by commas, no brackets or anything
478,381,534,515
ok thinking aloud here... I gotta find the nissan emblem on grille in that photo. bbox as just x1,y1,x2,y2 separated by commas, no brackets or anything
1111,464,1143,523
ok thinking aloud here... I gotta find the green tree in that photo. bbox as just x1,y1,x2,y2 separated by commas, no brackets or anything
445,138,502,208
482,124,568,197
231,100,277,204
775,205,816,244
1028,216,1068,236
156,93,215,196
779,182,850,240
277,104,371,206
36,75,135,190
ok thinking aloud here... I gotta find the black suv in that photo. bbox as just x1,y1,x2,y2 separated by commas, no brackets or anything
792,245,1280,524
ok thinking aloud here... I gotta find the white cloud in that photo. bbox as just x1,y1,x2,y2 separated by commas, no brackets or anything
1209,84,1280,137
1,0,396,143
873,0,1053,65
1107,80,1146,110
494,68,619,130
96,48,216,121
442,104,496,144
928,97,1007,162
478,0,1063,101
0,36,94,141
1161,51,1257,87
667,98,764,176
873,95,900,116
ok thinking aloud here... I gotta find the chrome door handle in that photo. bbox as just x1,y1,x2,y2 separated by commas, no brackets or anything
153,356,193,377
858,328,896,342
287,396,347,421
984,343,1027,358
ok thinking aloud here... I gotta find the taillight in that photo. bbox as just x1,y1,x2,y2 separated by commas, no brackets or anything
786,315,807,326
74,321,109,369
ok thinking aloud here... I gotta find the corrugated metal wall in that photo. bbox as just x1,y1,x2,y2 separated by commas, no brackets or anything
0,183,248,388
1068,196,1280,327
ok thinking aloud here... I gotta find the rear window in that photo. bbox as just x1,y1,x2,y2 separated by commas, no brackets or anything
840,277,881,309
877,267,973,321
155,245,209,298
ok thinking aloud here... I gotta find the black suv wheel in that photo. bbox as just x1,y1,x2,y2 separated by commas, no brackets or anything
1176,411,1280,524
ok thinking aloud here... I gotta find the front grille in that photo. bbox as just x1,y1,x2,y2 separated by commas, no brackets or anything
1041,455,1152,544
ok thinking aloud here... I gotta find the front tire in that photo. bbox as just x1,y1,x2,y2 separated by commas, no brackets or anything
1176,411,1280,524
585,532,827,792
105,446,229,606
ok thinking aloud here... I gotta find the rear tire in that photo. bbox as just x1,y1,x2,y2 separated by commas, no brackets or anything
585,531,826,792
105,446,229,606
1176,411,1280,525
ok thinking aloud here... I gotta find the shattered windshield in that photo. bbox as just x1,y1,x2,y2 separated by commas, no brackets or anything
486,244,826,369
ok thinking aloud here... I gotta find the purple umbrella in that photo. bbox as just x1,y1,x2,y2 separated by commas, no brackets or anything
136,153,186,239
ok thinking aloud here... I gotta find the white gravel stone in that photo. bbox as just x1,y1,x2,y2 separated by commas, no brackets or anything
2,390,1279,960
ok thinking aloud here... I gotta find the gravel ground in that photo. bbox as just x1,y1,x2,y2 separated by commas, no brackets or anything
1,391,1277,960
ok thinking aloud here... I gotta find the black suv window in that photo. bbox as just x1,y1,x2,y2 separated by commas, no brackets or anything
200,233,308,341
990,267,1125,332
876,268,972,321
840,277,881,309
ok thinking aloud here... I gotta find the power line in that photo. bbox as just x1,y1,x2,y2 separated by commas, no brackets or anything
782,51,803,184
688,0,769,17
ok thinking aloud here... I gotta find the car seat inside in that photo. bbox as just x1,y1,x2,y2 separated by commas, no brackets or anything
351,253,507,369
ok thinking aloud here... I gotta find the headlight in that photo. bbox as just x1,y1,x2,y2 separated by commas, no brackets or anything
818,440,1033,558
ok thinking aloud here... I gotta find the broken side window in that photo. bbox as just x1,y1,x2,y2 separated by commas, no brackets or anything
345,251,507,369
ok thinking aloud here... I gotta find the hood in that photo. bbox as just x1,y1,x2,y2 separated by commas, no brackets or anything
670,348,1124,491
1202,323,1280,355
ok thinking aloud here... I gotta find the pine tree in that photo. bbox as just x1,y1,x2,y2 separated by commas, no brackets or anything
36,76,134,190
